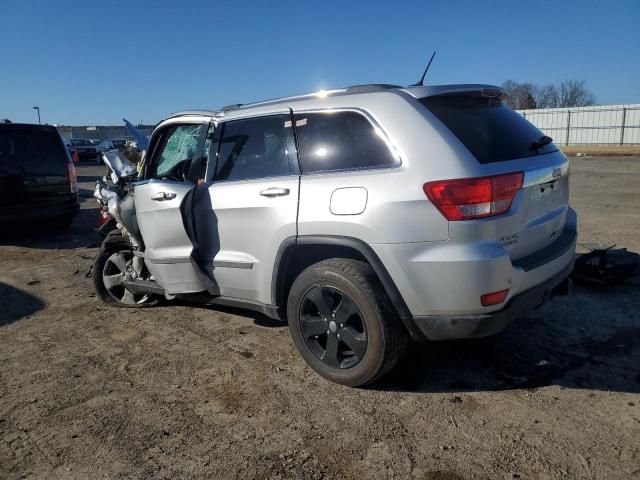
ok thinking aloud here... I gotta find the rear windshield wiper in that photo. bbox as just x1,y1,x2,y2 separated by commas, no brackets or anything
529,135,553,152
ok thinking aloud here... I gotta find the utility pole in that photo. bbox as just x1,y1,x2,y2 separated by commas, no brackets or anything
32,106,41,124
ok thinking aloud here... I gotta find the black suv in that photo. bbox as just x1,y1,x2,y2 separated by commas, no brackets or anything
0,123,79,229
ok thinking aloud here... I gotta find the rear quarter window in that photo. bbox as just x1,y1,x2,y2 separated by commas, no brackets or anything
420,95,557,164
294,111,399,173
0,126,68,175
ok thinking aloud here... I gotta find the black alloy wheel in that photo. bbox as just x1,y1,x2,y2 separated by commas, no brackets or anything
299,286,368,369
287,259,408,387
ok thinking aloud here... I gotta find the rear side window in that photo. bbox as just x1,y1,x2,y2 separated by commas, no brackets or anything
420,95,558,164
214,114,298,181
0,126,67,175
294,111,399,173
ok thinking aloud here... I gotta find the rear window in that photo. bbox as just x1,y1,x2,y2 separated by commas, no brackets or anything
0,125,68,175
294,111,399,173
420,95,558,164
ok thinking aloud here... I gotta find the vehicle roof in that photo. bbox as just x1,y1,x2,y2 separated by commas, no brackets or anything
0,122,58,130
161,83,502,123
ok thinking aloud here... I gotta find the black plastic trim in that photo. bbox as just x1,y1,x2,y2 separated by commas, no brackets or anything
413,260,574,341
176,292,280,319
208,296,280,319
271,235,425,340
271,236,298,310
122,279,166,296
512,228,577,272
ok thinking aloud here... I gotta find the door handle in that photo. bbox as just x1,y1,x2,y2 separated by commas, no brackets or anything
150,191,177,201
260,187,290,198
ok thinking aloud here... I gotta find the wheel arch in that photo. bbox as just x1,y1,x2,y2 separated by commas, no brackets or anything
99,229,129,252
272,235,424,340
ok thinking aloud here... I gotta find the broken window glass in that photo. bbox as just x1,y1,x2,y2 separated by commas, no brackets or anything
152,124,203,178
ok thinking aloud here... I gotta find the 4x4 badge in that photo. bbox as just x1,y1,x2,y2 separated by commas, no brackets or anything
552,167,562,178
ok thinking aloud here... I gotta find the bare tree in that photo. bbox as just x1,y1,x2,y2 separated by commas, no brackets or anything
501,80,520,108
502,81,537,109
502,79,595,109
557,80,595,107
533,84,559,109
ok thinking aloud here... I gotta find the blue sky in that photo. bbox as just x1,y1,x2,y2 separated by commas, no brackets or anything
1,0,638,125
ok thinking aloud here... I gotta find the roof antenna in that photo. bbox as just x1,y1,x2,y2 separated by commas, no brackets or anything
411,51,437,87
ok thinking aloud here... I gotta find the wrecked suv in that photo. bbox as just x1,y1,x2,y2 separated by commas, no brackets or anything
93,84,577,386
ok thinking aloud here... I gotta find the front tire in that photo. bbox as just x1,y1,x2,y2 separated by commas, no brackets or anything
92,232,158,308
287,259,408,387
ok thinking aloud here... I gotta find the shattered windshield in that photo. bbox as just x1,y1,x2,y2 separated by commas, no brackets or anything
155,124,202,177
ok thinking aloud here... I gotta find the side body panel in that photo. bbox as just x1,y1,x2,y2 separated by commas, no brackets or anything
205,175,300,304
134,116,210,294
135,179,205,293
297,167,447,243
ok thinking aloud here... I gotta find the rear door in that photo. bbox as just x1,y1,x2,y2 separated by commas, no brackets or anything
420,93,571,260
202,112,300,304
134,119,208,293
0,124,72,210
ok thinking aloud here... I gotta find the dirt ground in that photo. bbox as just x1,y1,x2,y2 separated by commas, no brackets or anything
1,157,639,480
561,145,640,157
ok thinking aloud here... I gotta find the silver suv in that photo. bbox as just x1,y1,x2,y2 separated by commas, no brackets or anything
93,83,576,386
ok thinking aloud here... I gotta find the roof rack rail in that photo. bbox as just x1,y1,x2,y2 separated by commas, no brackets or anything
344,84,401,94
217,84,401,114
221,103,243,112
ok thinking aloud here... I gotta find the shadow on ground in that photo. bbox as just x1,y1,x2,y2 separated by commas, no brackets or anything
173,300,286,329
172,278,640,395
0,207,100,250
0,282,45,326
379,280,640,394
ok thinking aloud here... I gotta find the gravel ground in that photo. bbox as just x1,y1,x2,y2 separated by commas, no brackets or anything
1,157,639,480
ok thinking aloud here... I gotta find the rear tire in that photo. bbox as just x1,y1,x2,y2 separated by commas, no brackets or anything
287,259,408,387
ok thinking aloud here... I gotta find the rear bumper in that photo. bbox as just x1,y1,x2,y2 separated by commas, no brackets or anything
371,209,578,340
411,260,573,340
0,195,79,224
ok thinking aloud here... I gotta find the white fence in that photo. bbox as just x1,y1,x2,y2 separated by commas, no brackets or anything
516,104,640,145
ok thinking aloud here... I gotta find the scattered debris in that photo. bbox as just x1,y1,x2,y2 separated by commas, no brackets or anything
573,247,640,284
449,415,458,428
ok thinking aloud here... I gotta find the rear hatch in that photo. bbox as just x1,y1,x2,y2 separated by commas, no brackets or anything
420,91,570,261
0,124,72,208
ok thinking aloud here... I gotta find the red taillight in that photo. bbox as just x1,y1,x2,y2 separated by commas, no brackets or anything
481,289,509,306
423,171,523,220
66,162,79,194
97,211,112,227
